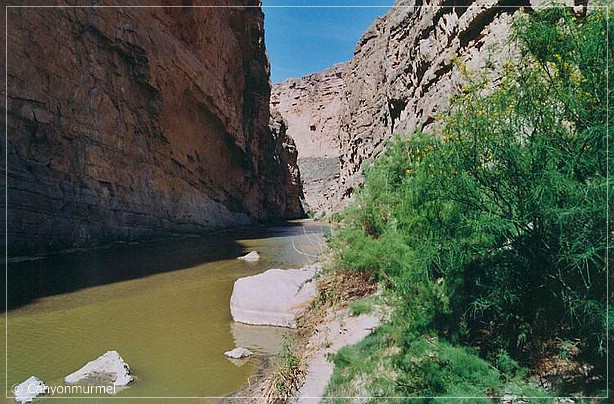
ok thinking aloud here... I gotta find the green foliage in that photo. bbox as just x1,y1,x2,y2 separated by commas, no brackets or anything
393,335,549,401
324,328,398,401
329,6,611,394
348,295,378,316
325,331,548,402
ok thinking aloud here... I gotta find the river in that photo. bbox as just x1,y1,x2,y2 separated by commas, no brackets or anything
2,220,327,402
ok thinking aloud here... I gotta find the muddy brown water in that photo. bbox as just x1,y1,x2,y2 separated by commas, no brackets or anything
2,220,327,402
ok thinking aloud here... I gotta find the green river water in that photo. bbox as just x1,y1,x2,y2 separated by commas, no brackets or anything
2,220,327,402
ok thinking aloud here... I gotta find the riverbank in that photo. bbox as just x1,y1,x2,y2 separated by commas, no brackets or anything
295,305,381,401
226,269,380,403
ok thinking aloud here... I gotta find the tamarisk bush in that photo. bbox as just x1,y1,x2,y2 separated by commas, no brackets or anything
330,6,611,392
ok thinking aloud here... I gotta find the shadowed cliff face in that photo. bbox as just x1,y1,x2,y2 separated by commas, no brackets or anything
3,1,304,256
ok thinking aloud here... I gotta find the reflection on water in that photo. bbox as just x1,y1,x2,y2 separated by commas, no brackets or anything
3,220,327,401
231,322,288,356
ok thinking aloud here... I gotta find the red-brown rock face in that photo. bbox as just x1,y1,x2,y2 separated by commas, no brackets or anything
3,1,303,256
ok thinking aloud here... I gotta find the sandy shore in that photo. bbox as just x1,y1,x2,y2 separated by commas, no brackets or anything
224,306,381,403
295,308,380,403
224,267,381,403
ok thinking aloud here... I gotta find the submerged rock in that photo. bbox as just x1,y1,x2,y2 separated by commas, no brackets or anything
13,376,46,403
64,350,133,387
238,251,260,262
231,322,287,356
224,347,253,359
230,264,320,328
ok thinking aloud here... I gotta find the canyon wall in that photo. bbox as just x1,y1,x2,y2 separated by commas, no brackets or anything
272,0,532,211
271,63,346,159
337,0,533,203
3,0,303,256
271,63,346,212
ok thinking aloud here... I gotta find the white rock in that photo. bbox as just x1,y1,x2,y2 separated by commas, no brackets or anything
237,251,260,262
13,376,46,403
64,350,133,387
224,347,253,359
230,264,320,328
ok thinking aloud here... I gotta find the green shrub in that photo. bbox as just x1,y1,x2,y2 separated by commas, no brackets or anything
330,6,611,393
348,295,379,316
325,331,548,402
394,335,548,400
324,328,398,401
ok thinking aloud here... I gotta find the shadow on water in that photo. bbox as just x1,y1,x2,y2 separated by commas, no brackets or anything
3,220,326,312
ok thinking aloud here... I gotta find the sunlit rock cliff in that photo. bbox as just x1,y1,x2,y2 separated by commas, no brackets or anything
337,0,533,204
271,63,346,213
272,0,554,211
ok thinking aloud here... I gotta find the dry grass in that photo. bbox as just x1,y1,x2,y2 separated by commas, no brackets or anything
258,268,378,403
308,270,377,318
261,335,307,402
530,339,604,396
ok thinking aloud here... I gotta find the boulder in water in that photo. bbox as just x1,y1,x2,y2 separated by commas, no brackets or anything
64,350,133,387
237,251,260,262
224,347,253,359
13,376,46,403
230,264,320,328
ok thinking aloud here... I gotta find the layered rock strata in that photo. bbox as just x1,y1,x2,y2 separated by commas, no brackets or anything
271,63,346,213
336,0,533,203
3,1,303,255
273,0,542,210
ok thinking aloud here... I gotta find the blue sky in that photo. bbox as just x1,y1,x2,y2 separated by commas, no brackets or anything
262,0,394,83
